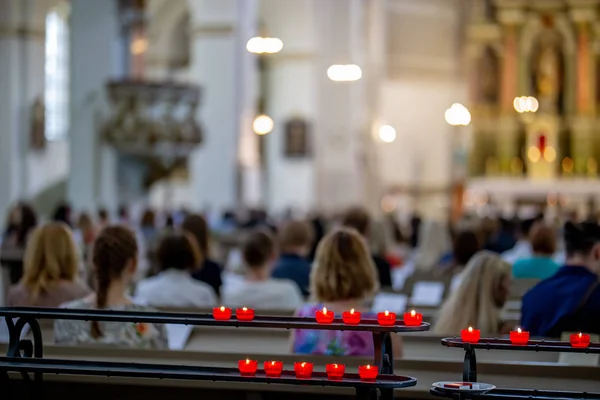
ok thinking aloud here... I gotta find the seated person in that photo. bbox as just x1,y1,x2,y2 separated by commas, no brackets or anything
434,251,511,335
7,222,91,307
183,214,223,297
513,224,560,280
54,225,167,349
341,206,392,288
521,222,600,337
272,220,314,297
135,233,216,308
292,228,403,357
222,229,303,310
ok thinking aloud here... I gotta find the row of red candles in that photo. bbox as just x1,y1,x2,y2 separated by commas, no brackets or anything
461,327,593,348
239,359,379,381
213,306,424,326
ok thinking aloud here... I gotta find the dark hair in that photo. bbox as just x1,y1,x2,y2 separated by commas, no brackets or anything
14,203,38,246
341,207,371,237
519,217,541,237
530,224,556,255
98,208,109,222
564,221,600,257
181,214,209,257
90,225,138,338
52,203,72,227
453,230,481,266
242,230,275,268
140,209,155,228
156,233,200,272
279,220,314,252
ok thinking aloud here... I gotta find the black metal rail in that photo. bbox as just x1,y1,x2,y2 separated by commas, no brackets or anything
441,337,600,354
0,307,429,400
431,387,600,400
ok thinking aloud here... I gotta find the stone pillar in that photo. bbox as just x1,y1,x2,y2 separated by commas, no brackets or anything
187,0,245,212
570,6,596,176
314,0,369,212
0,0,46,218
68,0,123,213
496,7,523,174
262,0,318,213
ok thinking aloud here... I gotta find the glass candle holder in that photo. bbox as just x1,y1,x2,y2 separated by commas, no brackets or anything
509,328,529,345
358,364,378,381
213,306,232,320
315,307,335,324
403,310,423,326
342,309,361,325
325,363,345,380
570,332,591,348
238,359,258,376
236,307,255,321
294,361,314,379
264,360,283,377
460,326,480,343
377,310,396,326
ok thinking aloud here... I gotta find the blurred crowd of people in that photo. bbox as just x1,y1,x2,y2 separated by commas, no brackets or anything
1,200,599,354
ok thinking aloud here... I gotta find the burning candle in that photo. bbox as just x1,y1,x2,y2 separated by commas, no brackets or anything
570,332,591,348
460,326,481,343
509,327,530,345
358,364,378,381
264,360,284,377
238,359,258,376
236,307,255,321
294,361,314,379
342,308,361,325
377,310,396,326
403,309,423,326
325,363,345,380
315,307,335,324
213,306,232,320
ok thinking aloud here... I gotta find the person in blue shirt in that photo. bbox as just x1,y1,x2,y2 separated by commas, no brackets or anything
521,221,600,337
513,224,560,280
272,220,314,297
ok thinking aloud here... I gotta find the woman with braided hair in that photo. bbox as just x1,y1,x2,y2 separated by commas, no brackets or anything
54,225,167,348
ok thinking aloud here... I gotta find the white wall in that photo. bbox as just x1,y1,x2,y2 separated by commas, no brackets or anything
26,140,69,197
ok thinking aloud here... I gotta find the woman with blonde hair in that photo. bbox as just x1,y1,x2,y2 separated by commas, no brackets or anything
7,222,91,307
434,251,511,335
291,228,402,356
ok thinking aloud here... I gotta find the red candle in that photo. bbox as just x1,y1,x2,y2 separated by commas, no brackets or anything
342,308,361,325
403,309,423,326
315,307,335,324
238,359,258,376
264,360,283,377
570,332,591,348
325,363,345,380
236,307,255,321
461,326,481,343
377,310,396,326
509,328,530,345
213,306,232,320
294,361,314,379
358,364,378,381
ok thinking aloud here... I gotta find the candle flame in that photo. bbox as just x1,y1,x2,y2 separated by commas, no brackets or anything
410,310,416,316
517,328,522,333
579,332,583,338
350,308,355,314
271,361,275,365
243,307,247,311
322,307,327,314
220,306,225,312
468,326,473,332
301,362,306,367
334,363,337,368
384,310,389,316
366,365,371,369
246,359,250,364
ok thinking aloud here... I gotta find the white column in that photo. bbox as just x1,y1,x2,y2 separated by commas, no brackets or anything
262,0,318,213
187,0,243,212
314,0,369,212
0,0,45,218
67,0,123,213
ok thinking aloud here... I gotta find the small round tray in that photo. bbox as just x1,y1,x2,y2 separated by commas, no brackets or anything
432,381,496,394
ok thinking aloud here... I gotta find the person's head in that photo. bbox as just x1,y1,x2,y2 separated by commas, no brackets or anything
311,228,377,302
182,214,210,258
564,221,600,272
518,218,538,241
22,222,80,302
97,208,109,223
78,212,94,231
279,220,314,257
90,225,138,338
118,205,129,220
341,207,371,237
5,202,38,246
434,251,511,335
453,230,481,267
529,223,556,257
140,209,156,229
242,229,276,274
53,202,72,227
156,233,201,272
